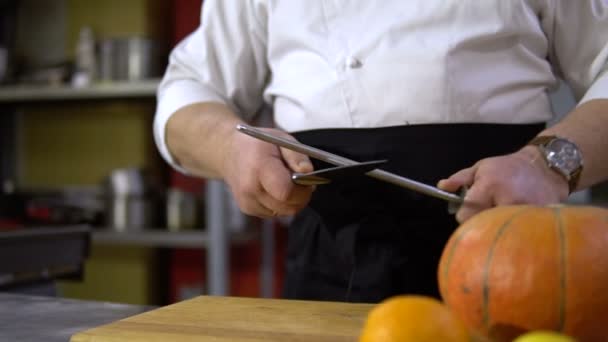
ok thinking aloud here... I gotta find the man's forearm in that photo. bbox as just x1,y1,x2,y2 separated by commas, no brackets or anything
165,102,243,178
538,98,608,190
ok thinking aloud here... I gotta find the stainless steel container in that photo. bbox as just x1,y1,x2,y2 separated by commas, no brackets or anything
104,168,156,231
166,188,198,232
99,37,161,81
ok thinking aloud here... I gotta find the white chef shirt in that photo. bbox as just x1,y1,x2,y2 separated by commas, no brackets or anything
154,0,608,171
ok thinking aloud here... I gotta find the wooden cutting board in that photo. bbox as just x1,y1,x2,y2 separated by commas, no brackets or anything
70,296,374,342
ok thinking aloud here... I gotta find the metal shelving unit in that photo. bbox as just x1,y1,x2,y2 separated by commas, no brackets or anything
92,229,258,249
0,81,270,297
0,80,160,102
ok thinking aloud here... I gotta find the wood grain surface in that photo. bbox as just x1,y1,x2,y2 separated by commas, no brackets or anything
71,296,374,342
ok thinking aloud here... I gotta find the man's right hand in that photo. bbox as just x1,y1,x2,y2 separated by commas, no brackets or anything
165,103,314,219
221,126,315,218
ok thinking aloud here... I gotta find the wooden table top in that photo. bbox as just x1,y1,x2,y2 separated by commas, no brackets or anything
71,296,374,342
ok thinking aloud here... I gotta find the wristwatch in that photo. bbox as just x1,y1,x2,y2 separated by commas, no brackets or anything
528,135,583,193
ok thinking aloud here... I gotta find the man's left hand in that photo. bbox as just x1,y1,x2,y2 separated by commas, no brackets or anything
437,146,569,223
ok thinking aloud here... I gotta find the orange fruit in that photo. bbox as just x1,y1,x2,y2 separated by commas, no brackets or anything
359,295,469,342
513,331,577,342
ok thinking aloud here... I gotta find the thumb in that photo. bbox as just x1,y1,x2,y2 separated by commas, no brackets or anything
437,165,477,192
280,147,313,173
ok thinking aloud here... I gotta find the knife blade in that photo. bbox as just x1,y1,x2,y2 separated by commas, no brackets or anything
292,159,388,185
236,124,464,204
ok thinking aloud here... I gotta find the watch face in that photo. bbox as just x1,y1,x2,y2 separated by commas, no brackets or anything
546,139,583,174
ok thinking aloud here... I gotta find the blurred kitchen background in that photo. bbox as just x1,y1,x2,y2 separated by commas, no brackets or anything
0,0,607,308
0,0,284,307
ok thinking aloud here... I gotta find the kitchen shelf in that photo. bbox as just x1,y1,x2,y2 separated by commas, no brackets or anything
92,229,258,249
0,79,160,103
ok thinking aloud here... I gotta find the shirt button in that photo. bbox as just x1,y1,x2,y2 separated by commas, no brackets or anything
345,56,362,69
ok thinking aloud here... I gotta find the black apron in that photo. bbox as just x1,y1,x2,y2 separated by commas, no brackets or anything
284,123,544,303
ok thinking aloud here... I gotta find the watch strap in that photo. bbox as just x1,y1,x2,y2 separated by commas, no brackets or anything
528,135,557,147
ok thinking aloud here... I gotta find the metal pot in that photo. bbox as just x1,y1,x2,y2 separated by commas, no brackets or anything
99,37,161,82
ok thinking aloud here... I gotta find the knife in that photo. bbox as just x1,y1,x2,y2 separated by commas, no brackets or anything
292,159,388,185
236,124,465,205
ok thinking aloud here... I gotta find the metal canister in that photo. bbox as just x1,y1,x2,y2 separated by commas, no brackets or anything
99,37,161,82
166,188,198,232
104,168,156,231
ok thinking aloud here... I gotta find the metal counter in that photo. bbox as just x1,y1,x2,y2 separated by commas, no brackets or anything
0,293,154,342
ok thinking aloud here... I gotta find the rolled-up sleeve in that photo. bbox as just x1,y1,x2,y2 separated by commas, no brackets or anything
543,1,608,104
154,0,269,172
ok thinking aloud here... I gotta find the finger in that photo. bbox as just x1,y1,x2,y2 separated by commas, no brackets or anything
258,156,299,202
238,194,278,218
259,170,313,211
257,191,309,217
455,181,494,223
280,147,313,173
235,180,298,218
257,155,313,214
280,184,315,206
437,165,478,192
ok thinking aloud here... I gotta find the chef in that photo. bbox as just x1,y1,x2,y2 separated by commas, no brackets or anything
154,1,608,302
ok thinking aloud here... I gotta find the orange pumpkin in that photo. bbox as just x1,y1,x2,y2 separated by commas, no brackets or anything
438,204,608,342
